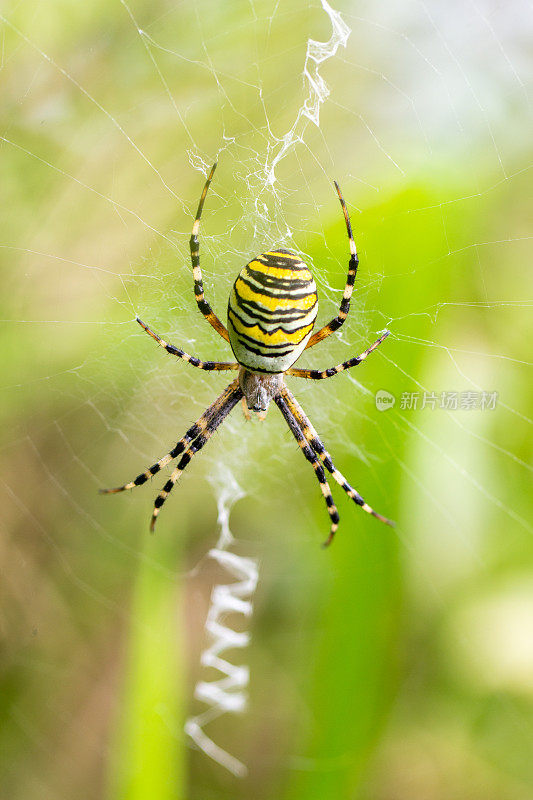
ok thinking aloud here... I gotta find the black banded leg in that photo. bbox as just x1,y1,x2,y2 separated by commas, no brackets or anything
189,163,230,344
136,317,238,371
282,387,394,528
287,330,390,380
305,180,358,350
150,382,243,531
100,380,239,495
275,394,339,547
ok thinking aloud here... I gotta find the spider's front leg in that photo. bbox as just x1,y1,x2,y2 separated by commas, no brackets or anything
100,380,242,530
149,380,242,530
275,393,340,547
282,386,394,530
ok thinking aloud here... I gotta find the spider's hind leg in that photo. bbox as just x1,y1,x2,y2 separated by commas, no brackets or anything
189,163,230,343
304,180,359,350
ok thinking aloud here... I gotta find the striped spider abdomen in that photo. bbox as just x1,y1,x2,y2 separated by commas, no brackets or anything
101,164,394,545
227,249,318,374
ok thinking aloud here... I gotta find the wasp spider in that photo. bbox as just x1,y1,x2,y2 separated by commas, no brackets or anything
101,164,393,546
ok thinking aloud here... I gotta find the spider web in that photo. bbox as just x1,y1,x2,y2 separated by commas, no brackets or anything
1,0,532,794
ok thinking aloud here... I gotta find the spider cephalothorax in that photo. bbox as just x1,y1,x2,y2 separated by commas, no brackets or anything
102,164,393,546
238,368,283,412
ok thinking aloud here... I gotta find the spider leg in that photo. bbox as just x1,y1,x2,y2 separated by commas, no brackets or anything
305,180,358,350
100,380,240,495
274,393,339,547
282,386,394,528
287,330,390,379
150,381,243,531
136,316,238,371
189,163,230,343
241,397,251,421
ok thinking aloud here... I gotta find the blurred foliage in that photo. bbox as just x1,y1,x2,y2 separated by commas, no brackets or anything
0,1,532,799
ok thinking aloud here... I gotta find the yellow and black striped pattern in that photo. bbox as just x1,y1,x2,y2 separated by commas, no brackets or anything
227,249,318,373
101,170,395,542
189,162,230,344
281,385,394,545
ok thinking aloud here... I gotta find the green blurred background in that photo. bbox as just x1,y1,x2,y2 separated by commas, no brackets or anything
1,1,532,798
